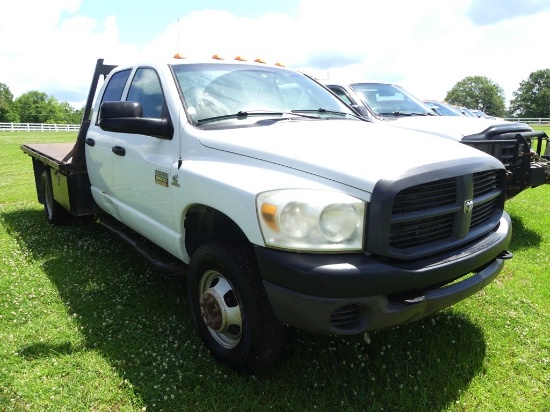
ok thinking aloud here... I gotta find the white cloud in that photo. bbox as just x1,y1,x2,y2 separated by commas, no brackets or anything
1,0,548,108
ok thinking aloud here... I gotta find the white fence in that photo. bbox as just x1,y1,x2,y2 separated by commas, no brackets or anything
1,118,548,132
0,122,80,132
504,118,550,125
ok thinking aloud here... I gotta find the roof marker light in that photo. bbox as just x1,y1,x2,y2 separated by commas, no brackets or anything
173,53,186,59
254,58,266,64
212,54,224,60
234,55,247,61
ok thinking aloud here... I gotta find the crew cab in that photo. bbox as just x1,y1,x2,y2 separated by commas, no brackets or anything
21,58,513,373
323,80,550,198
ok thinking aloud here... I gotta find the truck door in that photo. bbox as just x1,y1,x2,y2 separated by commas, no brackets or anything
110,67,178,247
86,68,132,219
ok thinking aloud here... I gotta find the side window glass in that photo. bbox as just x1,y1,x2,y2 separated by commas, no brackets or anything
329,87,354,105
101,69,131,103
127,68,166,118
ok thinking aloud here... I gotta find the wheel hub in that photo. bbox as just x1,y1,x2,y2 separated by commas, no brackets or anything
200,290,225,331
197,271,243,349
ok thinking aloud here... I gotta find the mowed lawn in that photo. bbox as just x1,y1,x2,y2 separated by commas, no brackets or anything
0,129,549,411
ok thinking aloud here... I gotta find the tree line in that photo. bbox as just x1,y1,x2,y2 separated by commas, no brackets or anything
0,84,84,124
444,69,550,118
1,68,549,123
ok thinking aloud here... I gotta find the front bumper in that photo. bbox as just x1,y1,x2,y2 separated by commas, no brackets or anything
256,213,512,335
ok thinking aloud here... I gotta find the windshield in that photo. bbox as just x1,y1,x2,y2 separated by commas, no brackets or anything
350,83,433,116
459,107,478,117
171,63,355,124
424,101,463,116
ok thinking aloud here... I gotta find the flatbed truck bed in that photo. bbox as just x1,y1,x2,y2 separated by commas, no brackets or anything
21,141,98,218
20,59,117,220
20,143,79,172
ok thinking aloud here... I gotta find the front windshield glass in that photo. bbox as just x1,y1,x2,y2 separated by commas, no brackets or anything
460,107,477,117
171,63,355,124
424,101,463,116
350,83,432,116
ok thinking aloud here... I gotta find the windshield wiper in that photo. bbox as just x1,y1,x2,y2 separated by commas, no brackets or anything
197,110,321,124
379,111,431,116
292,108,352,117
197,111,279,124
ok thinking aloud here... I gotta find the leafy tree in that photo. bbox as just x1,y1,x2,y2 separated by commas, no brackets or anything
45,99,84,124
0,82,18,122
14,91,50,123
60,102,84,124
508,69,550,118
445,76,506,117
44,95,64,123
13,91,83,124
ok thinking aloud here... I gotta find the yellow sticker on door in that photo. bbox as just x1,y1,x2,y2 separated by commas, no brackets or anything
155,169,169,187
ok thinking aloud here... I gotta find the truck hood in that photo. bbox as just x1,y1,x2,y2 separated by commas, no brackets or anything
380,116,513,141
197,119,498,192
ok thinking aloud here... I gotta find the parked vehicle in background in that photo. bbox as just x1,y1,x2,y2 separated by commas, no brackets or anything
471,109,503,121
457,106,478,118
322,80,550,198
424,103,504,122
424,100,464,116
471,109,489,118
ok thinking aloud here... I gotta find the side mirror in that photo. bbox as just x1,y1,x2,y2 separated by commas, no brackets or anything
350,104,370,118
99,101,173,139
100,101,143,118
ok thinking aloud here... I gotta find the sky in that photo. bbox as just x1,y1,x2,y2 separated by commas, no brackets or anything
1,0,549,109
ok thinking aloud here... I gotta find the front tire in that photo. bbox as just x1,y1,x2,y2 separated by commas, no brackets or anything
188,241,284,373
41,170,71,225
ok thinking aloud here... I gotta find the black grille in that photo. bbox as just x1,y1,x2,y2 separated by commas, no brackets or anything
389,170,501,249
472,169,500,228
471,199,496,227
392,177,456,214
473,169,499,197
390,214,455,248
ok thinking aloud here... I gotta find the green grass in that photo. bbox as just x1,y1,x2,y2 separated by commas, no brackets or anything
1,131,549,411
530,125,550,133
531,125,549,154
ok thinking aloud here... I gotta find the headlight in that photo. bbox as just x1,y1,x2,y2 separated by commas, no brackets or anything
256,189,365,251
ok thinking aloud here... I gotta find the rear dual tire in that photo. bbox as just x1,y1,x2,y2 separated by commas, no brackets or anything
41,170,71,225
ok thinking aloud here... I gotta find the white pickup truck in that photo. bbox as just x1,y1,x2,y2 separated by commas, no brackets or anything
22,58,513,373
323,81,550,198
